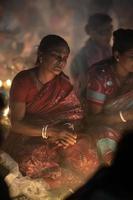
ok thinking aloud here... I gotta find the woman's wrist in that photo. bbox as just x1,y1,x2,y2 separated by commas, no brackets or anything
41,125,49,139
119,111,127,123
126,110,133,121
119,110,133,122
40,125,58,139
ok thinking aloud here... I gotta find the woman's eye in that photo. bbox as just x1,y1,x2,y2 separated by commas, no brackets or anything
51,54,60,60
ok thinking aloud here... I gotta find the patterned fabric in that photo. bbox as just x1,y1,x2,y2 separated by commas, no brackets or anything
87,59,133,106
10,67,83,124
3,67,99,190
86,58,133,165
87,59,118,105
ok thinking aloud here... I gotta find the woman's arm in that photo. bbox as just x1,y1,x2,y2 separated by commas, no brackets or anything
10,102,42,137
85,107,133,128
10,101,77,147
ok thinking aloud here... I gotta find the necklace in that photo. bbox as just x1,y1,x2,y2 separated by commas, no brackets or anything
32,68,45,89
34,67,45,86
37,77,45,86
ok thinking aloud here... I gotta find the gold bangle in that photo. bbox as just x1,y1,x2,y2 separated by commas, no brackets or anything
119,111,127,123
42,125,49,139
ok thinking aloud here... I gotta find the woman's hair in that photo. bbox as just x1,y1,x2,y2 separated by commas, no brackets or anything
112,28,133,53
36,34,70,65
85,13,112,33
38,34,70,53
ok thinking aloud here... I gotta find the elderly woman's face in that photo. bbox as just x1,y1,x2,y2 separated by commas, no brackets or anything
41,46,69,75
119,49,133,73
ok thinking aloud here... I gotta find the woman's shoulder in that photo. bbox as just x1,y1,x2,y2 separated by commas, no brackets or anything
12,67,35,83
87,58,114,80
92,58,113,72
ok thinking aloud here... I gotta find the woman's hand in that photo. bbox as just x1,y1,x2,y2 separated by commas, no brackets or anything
55,130,77,149
46,122,77,148
47,127,77,149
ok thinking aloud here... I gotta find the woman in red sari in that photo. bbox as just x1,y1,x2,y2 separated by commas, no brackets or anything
84,29,133,165
3,35,99,194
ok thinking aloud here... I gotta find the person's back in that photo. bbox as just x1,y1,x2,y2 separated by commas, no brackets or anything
70,13,113,99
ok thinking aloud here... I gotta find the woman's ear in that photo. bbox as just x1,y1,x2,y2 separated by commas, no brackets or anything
38,52,44,64
114,51,120,62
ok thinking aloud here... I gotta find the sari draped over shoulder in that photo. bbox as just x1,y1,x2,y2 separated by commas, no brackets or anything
25,72,83,126
3,71,99,191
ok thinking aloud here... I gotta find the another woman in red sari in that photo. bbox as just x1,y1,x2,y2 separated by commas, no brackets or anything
84,29,133,165
3,35,99,194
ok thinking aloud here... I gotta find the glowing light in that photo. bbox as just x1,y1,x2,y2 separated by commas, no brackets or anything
0,80,3,87
3,106,9,117
6,79,12,88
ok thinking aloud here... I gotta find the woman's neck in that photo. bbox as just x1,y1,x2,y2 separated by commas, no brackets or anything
115,63,129,82
37,67,55,84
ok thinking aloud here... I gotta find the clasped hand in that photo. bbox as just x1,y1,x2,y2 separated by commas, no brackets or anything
55,130,77,149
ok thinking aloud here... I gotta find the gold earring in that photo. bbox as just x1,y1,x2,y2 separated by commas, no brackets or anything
116,57,119,62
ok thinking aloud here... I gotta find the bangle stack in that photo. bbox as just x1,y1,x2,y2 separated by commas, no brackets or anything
41,125,49,139
119,111,127,123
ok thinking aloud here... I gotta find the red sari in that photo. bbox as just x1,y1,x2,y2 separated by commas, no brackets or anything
86,58,133,165
3,67,99,190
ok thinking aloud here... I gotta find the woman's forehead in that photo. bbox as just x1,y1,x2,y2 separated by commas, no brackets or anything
47,46,69,54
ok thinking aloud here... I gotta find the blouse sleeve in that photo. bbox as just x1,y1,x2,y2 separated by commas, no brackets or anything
86,69,108,105
10,71,31,103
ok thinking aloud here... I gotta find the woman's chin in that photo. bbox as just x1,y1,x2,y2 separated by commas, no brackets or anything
53,70,62,75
